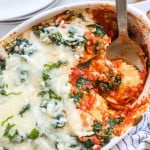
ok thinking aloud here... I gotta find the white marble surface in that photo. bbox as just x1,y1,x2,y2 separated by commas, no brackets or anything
0,0,149,38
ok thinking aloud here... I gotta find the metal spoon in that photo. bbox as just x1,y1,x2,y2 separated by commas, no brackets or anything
106,0,144,71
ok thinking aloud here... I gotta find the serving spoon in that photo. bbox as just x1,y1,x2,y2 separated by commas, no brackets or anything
106,0,144,72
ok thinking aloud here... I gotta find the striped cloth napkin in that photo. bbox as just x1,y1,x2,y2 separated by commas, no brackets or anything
111,108,150,150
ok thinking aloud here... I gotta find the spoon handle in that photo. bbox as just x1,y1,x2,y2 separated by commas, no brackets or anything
116,0,128,36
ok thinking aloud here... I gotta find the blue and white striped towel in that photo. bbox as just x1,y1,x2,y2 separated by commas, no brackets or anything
111,108,150,150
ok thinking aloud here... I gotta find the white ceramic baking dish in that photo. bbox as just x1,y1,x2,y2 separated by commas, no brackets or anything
0,1,150,149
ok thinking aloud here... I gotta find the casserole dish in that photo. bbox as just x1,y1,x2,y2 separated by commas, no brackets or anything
0,1,150,150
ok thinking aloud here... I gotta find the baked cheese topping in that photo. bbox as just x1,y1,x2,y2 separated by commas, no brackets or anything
0,9,148,150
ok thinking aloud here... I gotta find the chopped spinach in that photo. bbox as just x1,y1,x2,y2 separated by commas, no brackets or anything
107,117,124,129
93,121,102,133
3,123,18,142
0,84,20,96
28,128,39,139
70,144,78,148
112,76,121,89
68,27,76,38
5,38,37,56
38,88,61,101
83,139,94,149
52,114,67,128
1,115,13,126
96,75,121,93
33,25,87,49
76,76,89,90
69,92,83,103
98,81,112,92
19,104,31,117
42,61,67,81
18,69,29,83
33,24,49,37
44,61,67,72
63,37,87,48
87,24,105,37
51,32,63,45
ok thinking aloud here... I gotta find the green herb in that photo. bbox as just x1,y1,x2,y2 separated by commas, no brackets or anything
98,81,112,92
69,92,83,103
42,61,67,81
44,61,67,72
3,123,18,142
68,27,76,38
0,84,20,96
93,121,102,133
99,128,112,146
63,36,87,48
76,76,89,90
18,70,29,83
55,141,59,150
101,128,113,138
101,136,110,146
53,114,67,128
19,104,31,117
38,88,61,101
1,115,13,126
33,24,49,37
112,76,121,88
28,128,39,139
83,139,94,149
51,32,63,45
96,75,121,93
87,24,105,37
107,117,124,129
5,38,37,55
70,144,78,148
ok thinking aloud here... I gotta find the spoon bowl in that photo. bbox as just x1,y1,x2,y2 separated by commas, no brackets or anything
106,0,145,71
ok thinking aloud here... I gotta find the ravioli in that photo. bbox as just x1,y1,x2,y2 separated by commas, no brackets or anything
0,8,148,150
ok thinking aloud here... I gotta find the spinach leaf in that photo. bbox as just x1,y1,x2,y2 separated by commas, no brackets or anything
107,117,124,129
38,88,61,101
19,104,31,117
68,27,76,38
83,139,94,149
112,76,121,88
5,38,37,56
87,24,105,37
33,25,87,48
52,114,67,129
42,61,67,81
69,92,83,103
93,121,102,133
3,123,18,142
1,115,13,126
0,84,20,96
76,76,89,90
28,128,39,139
